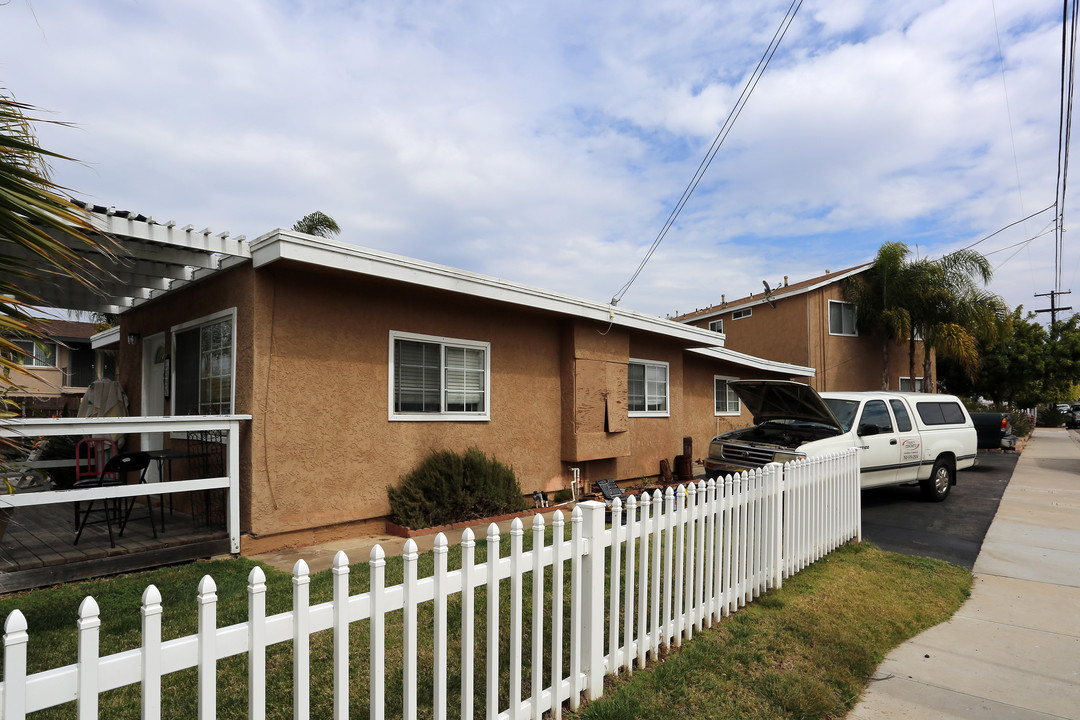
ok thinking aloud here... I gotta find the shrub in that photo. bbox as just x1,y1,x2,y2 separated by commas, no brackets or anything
387,447,528,529
1035,407,1064,428
1010,410,1034,437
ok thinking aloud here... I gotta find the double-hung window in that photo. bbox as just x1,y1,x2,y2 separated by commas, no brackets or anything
390,331,490,420
828,300,857,336
173,310,235,415
714,376,740,416
628,359,669,416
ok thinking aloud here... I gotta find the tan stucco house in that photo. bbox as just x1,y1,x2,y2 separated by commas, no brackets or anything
675,266,932,393
78,218,814,553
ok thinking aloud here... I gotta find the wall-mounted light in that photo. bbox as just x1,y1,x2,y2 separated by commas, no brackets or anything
127,332,140,345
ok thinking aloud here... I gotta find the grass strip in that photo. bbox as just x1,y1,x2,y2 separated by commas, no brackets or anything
571,542,972,720
0,539,971,719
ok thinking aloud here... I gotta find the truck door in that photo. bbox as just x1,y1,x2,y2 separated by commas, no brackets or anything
856,399,901,488
890,398,922,483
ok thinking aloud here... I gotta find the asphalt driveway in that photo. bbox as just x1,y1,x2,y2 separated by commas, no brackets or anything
859,450,1018,569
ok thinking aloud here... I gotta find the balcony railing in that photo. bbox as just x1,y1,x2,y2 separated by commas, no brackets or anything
0,415,251,554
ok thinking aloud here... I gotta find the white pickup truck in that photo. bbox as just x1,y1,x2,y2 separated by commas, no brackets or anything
704,380,977,501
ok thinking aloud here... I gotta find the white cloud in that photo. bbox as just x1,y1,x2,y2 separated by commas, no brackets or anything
1,0,1072,321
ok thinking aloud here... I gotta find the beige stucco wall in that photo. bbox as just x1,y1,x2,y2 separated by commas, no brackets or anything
247,263,566,539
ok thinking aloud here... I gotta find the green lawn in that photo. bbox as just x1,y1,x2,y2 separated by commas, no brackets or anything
0,538,971,719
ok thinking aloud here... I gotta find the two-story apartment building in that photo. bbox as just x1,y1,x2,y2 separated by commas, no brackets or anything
676,266,932,392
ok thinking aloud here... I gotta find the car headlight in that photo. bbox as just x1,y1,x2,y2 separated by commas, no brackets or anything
772,452,805,465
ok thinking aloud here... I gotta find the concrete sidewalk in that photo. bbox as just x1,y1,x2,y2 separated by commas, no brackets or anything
848,428,1080,720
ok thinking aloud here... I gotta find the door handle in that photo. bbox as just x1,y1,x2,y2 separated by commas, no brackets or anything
890,438,898,445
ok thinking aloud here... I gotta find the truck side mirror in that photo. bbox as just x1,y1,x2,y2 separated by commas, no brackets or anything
858,423,880,437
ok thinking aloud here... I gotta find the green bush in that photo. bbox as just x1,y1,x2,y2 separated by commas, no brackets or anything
1010,410,1034,437
387,446,528,529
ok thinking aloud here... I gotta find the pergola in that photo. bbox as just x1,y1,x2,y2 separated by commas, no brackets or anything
11,202,252,315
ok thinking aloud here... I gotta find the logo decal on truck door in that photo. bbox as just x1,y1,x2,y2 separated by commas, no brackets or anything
901,439,921,462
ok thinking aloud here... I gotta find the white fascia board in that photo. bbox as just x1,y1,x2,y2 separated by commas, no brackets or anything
689,346,815,378
685,264,873,322
250,230,730,347
91,326,121,349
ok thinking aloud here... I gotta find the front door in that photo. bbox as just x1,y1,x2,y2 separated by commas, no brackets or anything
141,333,167,482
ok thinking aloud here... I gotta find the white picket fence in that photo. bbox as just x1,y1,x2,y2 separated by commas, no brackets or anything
0,449,860,719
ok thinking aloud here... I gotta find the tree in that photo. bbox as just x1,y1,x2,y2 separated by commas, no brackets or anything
291,211,340,239
0,92,116,411
843,241,912,390
907,251,1009,393
847,242,1008,393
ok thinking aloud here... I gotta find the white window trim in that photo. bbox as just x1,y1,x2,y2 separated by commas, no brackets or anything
628,358,670,418
899,376,924,392
12,340,57,367
169,307,237,417
714,375,741,417
828,300,858,337
708,319,724,333
388,330,491,422
732,309,752,320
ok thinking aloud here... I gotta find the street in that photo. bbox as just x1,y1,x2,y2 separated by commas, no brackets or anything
860,451,1019,569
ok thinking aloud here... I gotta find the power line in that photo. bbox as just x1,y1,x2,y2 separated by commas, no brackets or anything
610,0,805,307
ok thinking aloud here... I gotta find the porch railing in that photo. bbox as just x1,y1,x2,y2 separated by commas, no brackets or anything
0,415,251,554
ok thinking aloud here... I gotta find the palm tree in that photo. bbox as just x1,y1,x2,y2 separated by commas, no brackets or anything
908,251,1009,392
0,91,116,406
843,242,913,390
291,211,340,239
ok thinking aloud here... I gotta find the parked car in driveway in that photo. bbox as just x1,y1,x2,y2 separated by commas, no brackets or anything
970,411,1016,450
704,380,977,501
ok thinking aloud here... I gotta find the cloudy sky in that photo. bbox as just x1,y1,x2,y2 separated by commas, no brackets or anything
2,0,1073,320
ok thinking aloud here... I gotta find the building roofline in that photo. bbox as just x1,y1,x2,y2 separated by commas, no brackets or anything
249,229,735,344
689,347,815,377
677,264,872,323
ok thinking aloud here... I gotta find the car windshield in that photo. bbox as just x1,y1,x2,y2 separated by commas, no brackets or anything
822,398,859,432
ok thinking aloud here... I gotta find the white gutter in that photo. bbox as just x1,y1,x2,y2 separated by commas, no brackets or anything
91,326,120,349
689,346,815,378
249,230,737,348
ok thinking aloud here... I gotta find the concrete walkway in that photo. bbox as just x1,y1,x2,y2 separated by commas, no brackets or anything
848,428,1080,720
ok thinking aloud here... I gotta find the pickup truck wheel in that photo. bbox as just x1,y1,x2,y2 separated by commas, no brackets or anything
921,458,954,502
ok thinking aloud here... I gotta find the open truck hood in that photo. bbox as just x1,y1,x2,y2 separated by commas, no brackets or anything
730,380,844,432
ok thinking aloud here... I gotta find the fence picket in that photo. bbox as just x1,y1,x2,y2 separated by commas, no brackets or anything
460,528,476,720
510,518,524,720
332,552,350,720
141,585,163,720
636,493,649,669
550,511,565,720
369,545,386,720
196,577,216,720
623,494,636,674
530,515,545,720
486,523,501,720
0,451,862,720
403,540,419,720
3,610,28,720
248,567,267,720
662,487,674,648
608,497,621,674
293,559,311,720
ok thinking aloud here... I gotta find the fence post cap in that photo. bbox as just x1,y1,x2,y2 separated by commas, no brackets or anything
403,538,419,557
248,565,266,585
4,608,27,634
142,584,162,606
461,526,475,543
333,550,350,568
510,517,524,534
369,544,385,562
487,522,501,538
434,532,448,550
78,596,100,617
532,512,545,528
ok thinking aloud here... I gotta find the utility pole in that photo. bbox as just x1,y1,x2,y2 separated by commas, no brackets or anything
1034,290,1072,326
